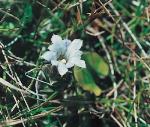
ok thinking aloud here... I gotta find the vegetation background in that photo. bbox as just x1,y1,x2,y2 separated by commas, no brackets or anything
0,0,150,127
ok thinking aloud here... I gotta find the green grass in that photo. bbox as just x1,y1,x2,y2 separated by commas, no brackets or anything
0,0,150,127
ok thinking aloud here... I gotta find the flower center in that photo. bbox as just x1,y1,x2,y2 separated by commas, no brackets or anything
60,59,67,64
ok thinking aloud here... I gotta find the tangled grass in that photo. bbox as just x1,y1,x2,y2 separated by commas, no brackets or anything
0,0,150,127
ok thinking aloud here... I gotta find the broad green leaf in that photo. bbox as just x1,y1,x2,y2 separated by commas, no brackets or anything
74,66,102,96
83,52,109,76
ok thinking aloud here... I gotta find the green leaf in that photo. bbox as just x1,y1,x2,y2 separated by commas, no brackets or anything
83,52,109,76
21,4,32,25
74,66,102,96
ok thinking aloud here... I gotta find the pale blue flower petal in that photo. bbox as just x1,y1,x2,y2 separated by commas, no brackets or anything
48,43,59,53
41,51,56,62
48,38,69,56
68,50,82,58
66,57,79,68
68,39,83,52
51,60,59,66
63,39,71,47
51,34,62,44
66,61,74,68
66,50,84,68
66,39,83,59
58,62,68,76
74,60,86,68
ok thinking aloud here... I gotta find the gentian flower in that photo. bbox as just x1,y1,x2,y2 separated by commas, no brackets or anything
41,35,86,76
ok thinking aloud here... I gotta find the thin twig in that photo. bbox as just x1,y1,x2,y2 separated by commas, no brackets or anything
0,8,20,22
133,52,138,127
0,106,63,126
111,114,124,127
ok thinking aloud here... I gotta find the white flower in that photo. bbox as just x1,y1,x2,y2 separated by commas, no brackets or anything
41,35,86,76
